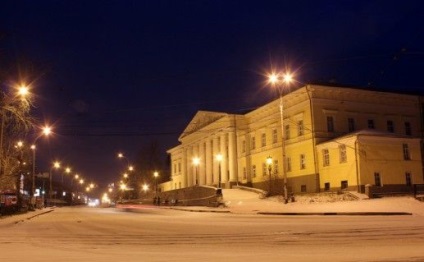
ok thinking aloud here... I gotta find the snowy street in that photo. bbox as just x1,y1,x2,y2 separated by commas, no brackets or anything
1,202,424,262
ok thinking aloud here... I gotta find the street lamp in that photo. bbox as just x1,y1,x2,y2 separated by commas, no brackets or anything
192,157,200,186
153,171,159,205
30,125,52,208
117,152,130,167
49,161,61,206
266,156,273,195
216,154,223,188
268,71,294,204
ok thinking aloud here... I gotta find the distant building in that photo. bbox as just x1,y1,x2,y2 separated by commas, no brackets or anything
165,84,424,195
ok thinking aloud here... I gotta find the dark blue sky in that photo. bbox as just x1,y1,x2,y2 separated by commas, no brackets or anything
1,1,423,188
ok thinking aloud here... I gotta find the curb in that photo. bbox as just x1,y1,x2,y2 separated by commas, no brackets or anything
170,207,231,213
257,212,413,216
26,208,55,220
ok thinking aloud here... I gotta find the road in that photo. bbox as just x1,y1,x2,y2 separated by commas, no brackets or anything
1,206,424,262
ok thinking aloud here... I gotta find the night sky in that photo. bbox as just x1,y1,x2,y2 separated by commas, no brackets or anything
1,1,423,189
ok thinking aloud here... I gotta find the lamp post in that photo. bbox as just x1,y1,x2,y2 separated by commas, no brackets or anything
192,157,200,186
153,171,159,205
268,72,294,204
216,153,223,188
48,161,61,206
30,125,52,208
266,156,273,195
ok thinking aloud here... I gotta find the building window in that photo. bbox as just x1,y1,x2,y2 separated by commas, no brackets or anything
252,165,257,178
272,129,278,144
327,116,334,132
339,145,347,163
301,185,307,193
405,122,412,136
178,163,181,172
374,172,381,187
262,163,267,176
368,119,375,129
322,149,330,167
300,154,306,169
173,164,176,174
324,182,330,191
286,156,291,172
285,125,290,140
405,172,412,186
387,120,394,133
251,136,256,150
273,160,278,175
297,120,304,136
341,180,348,189
403,143,411,160
242,140,246,153
261,133,266,147
243,167,247,180
348,118,355,132
179,182,181,189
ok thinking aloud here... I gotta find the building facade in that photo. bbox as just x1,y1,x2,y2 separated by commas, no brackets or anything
165,84,424,194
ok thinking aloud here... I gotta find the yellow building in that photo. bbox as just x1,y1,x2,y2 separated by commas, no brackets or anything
166,84,424,194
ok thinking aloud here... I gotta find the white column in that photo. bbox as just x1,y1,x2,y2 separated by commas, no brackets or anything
228,129,237,184
182,147,187,188
205,138,211,185
199,141,205,185
213,136,219,186
220,133,227,185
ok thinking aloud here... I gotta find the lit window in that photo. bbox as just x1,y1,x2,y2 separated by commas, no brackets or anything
285,125,290,140
297,120,304,136
300,154,306,169
339,145,347,163
323,149,330,166
272,129,278,144
273,160,278,175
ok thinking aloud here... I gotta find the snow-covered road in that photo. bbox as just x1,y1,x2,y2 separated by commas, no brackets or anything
1,205,424,262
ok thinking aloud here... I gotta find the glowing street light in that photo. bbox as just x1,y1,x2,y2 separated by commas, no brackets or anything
17,85,29,97
267,71,295,203
31,125,52,207
49,161,61,206
142,183,149,193
153,171,159,205
266,156,273,195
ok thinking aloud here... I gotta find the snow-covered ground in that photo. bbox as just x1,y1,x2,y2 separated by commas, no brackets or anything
1,189,424,262
221,189,424,215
